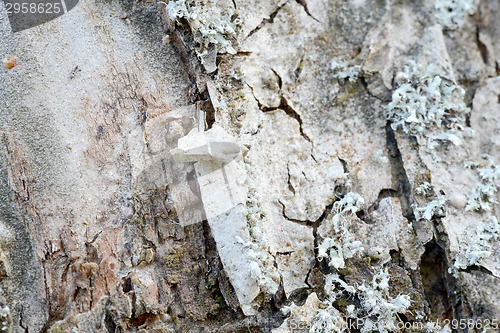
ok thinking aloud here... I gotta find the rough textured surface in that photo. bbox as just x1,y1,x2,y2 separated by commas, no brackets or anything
0,0,499,332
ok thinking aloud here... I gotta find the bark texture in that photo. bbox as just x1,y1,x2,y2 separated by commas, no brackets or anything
0,0,499,332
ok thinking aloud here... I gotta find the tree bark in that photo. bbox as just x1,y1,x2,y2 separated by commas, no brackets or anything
0,0,499,332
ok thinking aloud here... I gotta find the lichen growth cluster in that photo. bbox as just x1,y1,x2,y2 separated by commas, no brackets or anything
237,188,280,295
164,0,239,71
311,193,413,332
317,193,365,270
453,217,499,271
464,155,499,212
331,60,361,84
413,195,446,223
387,61,470,159
434,0,478,30
234,231,280,295
0,305,10,333
310,269,412,333
414,181,432,196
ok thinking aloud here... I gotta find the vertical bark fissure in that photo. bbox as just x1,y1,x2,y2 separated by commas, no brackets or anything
385,122,416,224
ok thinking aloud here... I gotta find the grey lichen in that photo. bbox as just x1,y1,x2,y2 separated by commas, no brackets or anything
0,304,10,333
317,192,365,270
464,155,499,212
453,217,499,271
238,186,280,296
164,0,239,72
331,60,361,84
312,193,414,332
310,269,412,333
387,61,470,159
414,181,433,196
413,195,446,223
434,0,478,30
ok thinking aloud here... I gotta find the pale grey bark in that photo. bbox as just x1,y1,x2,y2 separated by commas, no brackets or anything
0,0,499,332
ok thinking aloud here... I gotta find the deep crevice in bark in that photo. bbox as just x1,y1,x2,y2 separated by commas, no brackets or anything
385,122,416,224
475,25,489,65
104,311,117,333
419,239,472,327
19,306,28,333
420,241,452,321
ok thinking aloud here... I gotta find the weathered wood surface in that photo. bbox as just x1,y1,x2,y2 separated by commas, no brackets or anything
0,0,499,332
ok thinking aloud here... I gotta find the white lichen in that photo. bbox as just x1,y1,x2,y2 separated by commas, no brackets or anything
413,195,446,223
330,192,365,233
356,269,412,333
311,191,413,332
309,303,345,333
0,305,10,333
331,60,361,83
233,181,282,298
453,217,500,271
164,0,239,71
387,61,470,159
415,181,433,196
464,155,499,212
317,192,364,269
434,0,478,30
235,232,280,295
310,268,412,333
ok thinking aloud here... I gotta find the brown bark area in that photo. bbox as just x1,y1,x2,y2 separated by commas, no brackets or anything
1,0,499,332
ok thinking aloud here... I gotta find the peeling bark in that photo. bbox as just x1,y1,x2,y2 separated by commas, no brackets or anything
0,0,499,332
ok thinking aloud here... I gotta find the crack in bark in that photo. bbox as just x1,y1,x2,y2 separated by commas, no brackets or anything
159,3,209,106
245,1,290,40
385,122,476,322
420,240,470,322
104,310,117,333
303,267,313,290
295,0,319,22
475,29,489,65
286,164,296,195
460,264,498,278
262,97,311,142
41,264,56,333
385,122,416,224
277,195,334,267
475,6,489,66
338,157,349,174
270,68,283,90
278,198,334,261
230,51,253,57
19,305,28,333
246,84,311,142
359,74,389,102
277,200,314,227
